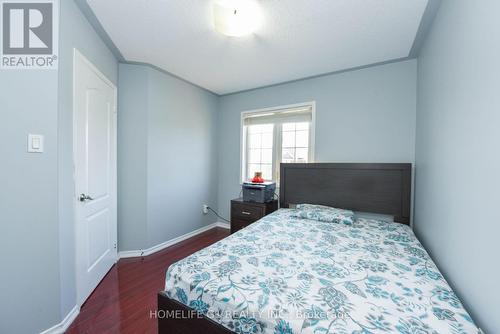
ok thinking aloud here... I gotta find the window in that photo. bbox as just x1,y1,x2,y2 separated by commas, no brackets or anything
241,103,314,182
246,124,274,181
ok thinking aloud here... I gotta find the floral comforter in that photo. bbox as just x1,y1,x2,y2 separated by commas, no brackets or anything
165,209,478,334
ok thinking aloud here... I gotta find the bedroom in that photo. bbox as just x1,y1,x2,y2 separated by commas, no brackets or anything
0,0,497,333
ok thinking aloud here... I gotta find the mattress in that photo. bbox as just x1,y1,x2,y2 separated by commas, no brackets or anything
165,209,478,333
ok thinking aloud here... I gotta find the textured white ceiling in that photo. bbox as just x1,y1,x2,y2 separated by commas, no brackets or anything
87,0,428,95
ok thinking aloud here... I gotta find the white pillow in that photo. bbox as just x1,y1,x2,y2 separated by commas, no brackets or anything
291,204,354,225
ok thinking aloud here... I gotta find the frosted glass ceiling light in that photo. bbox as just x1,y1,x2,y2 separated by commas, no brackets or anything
213,0,262,37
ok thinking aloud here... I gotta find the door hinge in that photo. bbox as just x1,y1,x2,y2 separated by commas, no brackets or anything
113,242,117,249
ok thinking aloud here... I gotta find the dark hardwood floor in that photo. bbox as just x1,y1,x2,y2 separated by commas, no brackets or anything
66,227,230,334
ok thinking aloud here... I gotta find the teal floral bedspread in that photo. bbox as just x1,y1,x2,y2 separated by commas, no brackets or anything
165,209,478,334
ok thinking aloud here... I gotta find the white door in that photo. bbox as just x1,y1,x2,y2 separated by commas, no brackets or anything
74,49,117,305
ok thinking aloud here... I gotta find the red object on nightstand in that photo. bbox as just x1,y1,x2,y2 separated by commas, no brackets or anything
251,172,264,183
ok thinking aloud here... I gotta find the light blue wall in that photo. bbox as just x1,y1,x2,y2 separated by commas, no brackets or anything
217,60,417,220
118,64,219,251
415,1,499,332
0,0,118,332
117,64,149,251
146,67,219,247
0,71,61,333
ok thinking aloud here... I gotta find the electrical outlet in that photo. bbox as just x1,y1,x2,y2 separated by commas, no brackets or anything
203,204,209,214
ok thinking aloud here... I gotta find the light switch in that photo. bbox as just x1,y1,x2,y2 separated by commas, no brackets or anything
32,137,40,149
28,134,44,153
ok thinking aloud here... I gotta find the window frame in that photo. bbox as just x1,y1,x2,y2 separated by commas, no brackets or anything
240,101,316,184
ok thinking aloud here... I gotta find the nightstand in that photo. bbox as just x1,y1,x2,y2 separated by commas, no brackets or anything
230,198,278,234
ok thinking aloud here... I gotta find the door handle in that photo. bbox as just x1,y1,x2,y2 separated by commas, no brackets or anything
79,193,94,202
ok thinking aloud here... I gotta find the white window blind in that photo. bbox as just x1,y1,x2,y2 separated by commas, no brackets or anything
243,107,312,125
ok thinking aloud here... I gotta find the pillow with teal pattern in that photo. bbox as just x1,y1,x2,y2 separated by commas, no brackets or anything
291,204,354,225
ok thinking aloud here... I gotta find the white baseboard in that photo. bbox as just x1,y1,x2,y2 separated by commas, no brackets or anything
40,305,80,334
215,221,230,229
119,221,229,259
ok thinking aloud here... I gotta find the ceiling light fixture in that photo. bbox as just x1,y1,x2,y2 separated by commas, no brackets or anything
213,0,262,37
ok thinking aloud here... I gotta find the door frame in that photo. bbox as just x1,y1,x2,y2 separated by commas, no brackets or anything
72,48,118,306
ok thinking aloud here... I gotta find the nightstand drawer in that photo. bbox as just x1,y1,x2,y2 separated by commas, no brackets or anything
230,198,278,234
231,203,263,221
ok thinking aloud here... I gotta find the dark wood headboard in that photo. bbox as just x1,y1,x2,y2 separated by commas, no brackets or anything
280,163,412,224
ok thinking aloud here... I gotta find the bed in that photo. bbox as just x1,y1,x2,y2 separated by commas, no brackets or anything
158,163,478,334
